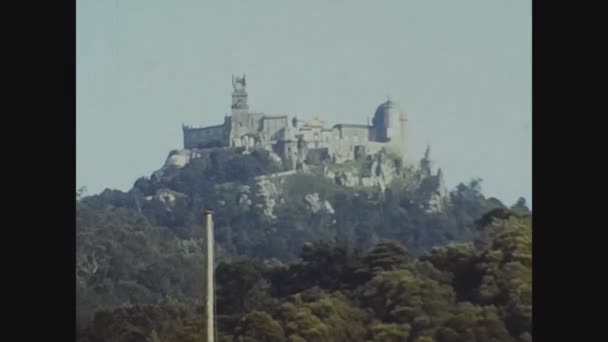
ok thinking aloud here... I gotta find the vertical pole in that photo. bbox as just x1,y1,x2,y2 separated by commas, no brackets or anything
204,209,214,342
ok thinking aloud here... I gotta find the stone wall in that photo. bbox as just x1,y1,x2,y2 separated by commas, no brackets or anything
183,124,228,149
336,125,370,143
261,116,289,142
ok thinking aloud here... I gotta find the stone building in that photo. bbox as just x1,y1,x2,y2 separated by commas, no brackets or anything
182,75,409,168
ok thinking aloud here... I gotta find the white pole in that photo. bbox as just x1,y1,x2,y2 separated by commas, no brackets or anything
204,209,215,342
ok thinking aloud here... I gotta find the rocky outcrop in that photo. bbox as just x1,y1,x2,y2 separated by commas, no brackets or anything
227,172,296,219
267,151,283,165
237,185,253,209
322,149,402,191
254,179,280,219
412,147,449,213
144,188,187,211
146,144,449,219
152,149,207,181
333,170,359,187
165,149,192,168
304,193,335,215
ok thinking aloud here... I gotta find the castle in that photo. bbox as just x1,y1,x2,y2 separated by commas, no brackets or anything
182,75,409,168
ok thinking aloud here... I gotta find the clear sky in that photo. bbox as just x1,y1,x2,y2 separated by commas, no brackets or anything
77,0,531,205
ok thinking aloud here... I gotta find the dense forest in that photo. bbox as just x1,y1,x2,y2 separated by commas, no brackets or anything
76,148,531,341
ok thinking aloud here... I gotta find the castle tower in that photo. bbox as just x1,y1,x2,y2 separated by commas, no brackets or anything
230,74,250,147
231,74,249,111
371,98,408,159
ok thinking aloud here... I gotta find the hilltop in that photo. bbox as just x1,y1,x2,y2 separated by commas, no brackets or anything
76,145,531,341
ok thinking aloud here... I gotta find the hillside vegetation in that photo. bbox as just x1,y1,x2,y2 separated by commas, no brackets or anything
76,148,531,341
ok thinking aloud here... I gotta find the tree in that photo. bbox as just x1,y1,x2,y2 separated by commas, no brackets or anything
360,269,455,326
216,260,270,316
233,311,286,342
364,240,414,275
275,290,368,342
510,197,530,215
370,323,412,342
436,303,515,342
421,243,480,301
472,216,532,337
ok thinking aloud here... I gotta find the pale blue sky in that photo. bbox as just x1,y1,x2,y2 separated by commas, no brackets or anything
77,0,531,205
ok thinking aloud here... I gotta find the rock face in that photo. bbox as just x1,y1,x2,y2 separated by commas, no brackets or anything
360,154,395,191
237,185,253,209
165,150,192,168
144,188,187,211
229,172,297,219
267,151,283,165
322,149,401,192
233,173,340,219
412,147,449,213
254,178,280,219
304,193,335,215
152,149,205,182
333,170,359,187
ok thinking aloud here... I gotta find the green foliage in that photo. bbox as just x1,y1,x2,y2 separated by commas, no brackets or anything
78,217,531,341
216,260,274,317
421,243,480,301
233,311,286,342
361,269,455,325
84,153,511,265
275,290,368,342
473,215,532,336
370,322,412,341
270,240,368,296
78,300,206,342
76,203,203,327
436,303,514,342
77,150,530,341
365,239,414,274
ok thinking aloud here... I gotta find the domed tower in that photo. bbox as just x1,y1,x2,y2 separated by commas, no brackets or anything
371,98,408,158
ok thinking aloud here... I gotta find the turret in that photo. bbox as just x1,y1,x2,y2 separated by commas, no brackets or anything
371,98,408,159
